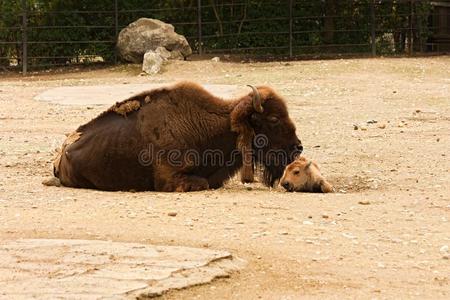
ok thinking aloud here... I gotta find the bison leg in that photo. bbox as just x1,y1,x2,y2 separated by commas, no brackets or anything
155,170,209,192
154,164,210,192
319,179,334,193
206,166,236,189
174,175,209,192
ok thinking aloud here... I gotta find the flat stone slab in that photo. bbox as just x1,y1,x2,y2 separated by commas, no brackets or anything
0,239,244,299
35,83,248,106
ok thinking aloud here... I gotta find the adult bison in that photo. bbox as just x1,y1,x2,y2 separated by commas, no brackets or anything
53,82,303,192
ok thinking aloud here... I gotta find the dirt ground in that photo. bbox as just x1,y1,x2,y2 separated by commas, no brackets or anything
0,57,449,299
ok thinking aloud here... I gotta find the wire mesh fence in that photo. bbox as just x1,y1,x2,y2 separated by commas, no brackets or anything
0,0,448,74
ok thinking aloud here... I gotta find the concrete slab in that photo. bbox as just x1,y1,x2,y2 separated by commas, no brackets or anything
34,83,249,106
0,239,244,299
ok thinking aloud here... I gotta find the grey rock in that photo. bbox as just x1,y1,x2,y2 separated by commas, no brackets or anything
169,50,185,60
117,18,192,63
155,46,171,61
142,51,164,75
0,239,245,299
155,46,184,61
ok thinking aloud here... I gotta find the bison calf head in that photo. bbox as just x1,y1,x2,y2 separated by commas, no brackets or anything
280,156,333,193
231,85,303,187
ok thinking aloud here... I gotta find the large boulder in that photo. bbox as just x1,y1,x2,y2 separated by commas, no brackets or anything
117,18,192,63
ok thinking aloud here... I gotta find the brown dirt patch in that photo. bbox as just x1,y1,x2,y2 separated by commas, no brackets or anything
0,57,449,299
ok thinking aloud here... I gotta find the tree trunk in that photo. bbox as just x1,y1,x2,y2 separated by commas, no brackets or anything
209,0,223,36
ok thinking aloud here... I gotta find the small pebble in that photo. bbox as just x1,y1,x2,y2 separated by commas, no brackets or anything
358,200,371,205
168,212,177,217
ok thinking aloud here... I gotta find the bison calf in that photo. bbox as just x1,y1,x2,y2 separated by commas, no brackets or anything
280,156,333,193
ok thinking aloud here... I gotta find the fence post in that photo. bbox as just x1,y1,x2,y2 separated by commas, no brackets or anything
114,0,119,63
409,0,414,55
370,0,376,56
289,0,293,58
417,0,423,52
197,0,203,55
21,0,28,75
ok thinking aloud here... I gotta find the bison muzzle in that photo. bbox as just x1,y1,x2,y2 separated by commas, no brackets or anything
53,82,302,192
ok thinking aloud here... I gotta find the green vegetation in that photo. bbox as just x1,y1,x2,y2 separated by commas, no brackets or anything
0,0,432,67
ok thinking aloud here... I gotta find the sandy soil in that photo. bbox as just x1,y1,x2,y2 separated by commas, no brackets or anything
0,57,449,299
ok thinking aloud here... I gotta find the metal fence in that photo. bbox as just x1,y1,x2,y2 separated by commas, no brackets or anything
0,0,447,74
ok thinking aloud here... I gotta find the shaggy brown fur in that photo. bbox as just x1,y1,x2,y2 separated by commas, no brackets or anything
53,81,302,192
53,131,82,177
111,100,141,116
280,156,333,193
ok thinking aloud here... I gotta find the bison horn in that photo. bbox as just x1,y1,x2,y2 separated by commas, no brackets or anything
247,85,263,113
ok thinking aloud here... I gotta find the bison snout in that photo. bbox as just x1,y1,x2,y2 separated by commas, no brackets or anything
281,181,294,192
290,141,303,157
294,143,303,153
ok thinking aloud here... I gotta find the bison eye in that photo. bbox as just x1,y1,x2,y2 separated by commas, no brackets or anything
293,170,300,175
267,116,280,124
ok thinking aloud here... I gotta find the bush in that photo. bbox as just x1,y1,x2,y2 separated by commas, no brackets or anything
0,0,433,68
